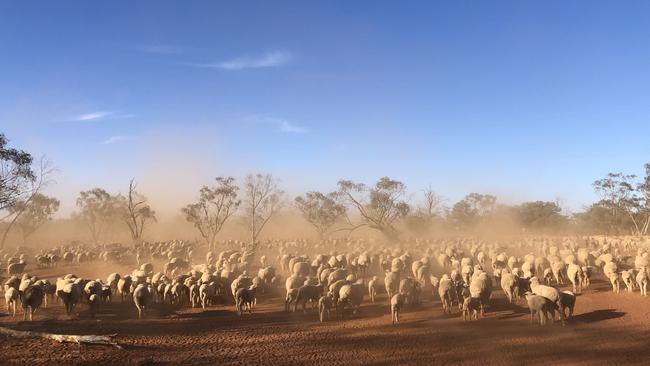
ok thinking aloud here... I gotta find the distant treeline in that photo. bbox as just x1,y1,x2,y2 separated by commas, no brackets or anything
2,132,649,248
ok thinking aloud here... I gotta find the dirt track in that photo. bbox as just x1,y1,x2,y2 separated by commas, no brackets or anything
2,265,650,366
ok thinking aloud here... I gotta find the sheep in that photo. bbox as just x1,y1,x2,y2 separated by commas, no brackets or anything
294,283,323,312
566,264,584,293
368,276,378,303
557,291,576,320
133,284,151,319
609,272,621,293
199,282,217,309
524,292,554,326
7,261,26,276
399,277,418,305
338,282,364,318
4,287,18,317
22,285,45,321
621,270,636,293
318,294,335,322
88,294,99,318
384,271,400,300
117,275,133,302
462,296,481,321
500,272,519,304
390,293,406,324
285,288,299,312
551,261,566,285
235,286,257,316
529,277,565,325
469,272,492,315
57,281,82,315
189,283,200,308
581,266,592,288
636,269,648,296
438,275,454,314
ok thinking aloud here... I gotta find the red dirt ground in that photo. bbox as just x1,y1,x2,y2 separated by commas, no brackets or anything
2,264,650,366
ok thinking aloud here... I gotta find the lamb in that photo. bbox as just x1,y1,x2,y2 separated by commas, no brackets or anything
235,286,257,316
636,269,648,296
529,277,565,325
318,294,335,322
133,284,151,319
462,296,481,321
22,285,45,321
88,294,99,318
609,272,621,293
390,293,406,324
581,266,592,288
368,276,378,303
4,287,18,317
524,292,554,325
294,283,323,312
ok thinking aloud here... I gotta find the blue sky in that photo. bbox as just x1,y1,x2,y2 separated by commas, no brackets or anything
2,1,650,216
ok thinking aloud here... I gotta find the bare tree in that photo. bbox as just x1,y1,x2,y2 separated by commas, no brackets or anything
120,179,156,244
1,158,55,249
294,191,346,238
9,193,60,245
336,177,410,240
242,173,284,249
418,185,445,219
76,188,121,245
182,177,240,250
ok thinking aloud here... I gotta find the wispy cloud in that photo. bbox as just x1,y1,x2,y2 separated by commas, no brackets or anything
246,114,308,134
138,44,182,54
279,120,308,134
102,135,135,145
190,51,292,70
75,111,113,121
72,111,133,122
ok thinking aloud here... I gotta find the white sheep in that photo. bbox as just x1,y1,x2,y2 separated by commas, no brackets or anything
4,287,18,317
636,269,648,296
390,293,406,324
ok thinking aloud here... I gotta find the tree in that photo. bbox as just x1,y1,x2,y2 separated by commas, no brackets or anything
119,179,156,244
0,133,35,212
294,191,346,238
9,193,59,244
575,204,617,234
242,173,284,249
76,188,121,245
636,164,650,235
516,201,567,232
1,157,54,249
336,177,410,239
449,193,497,229
593,173,644,235
182,177,240,250
418,185,445,220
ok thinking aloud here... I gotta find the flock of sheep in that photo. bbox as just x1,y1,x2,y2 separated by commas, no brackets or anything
1,236,649,328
